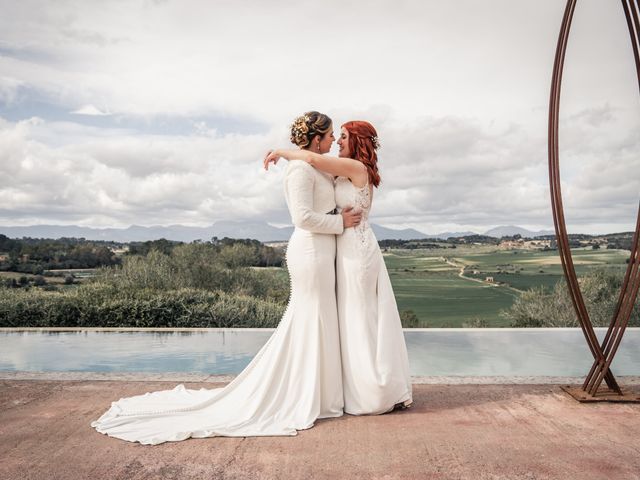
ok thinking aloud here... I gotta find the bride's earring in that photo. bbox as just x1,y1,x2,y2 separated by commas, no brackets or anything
316,141,321,152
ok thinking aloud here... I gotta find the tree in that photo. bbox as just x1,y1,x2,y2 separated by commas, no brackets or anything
217,243,260,269
128,239,181,256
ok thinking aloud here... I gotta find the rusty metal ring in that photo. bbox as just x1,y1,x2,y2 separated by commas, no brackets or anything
549,0,640,400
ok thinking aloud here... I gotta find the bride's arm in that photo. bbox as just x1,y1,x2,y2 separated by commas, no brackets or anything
284,164,361,233
265,149,366,179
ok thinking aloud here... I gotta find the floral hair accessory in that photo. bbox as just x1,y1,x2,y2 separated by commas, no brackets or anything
290,114,312,146
371,136,380,150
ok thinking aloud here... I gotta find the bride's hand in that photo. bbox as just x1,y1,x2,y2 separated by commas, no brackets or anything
341,206,362,228
263,149,281,170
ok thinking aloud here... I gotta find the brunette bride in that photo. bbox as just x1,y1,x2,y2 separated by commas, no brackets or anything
91,111,361,444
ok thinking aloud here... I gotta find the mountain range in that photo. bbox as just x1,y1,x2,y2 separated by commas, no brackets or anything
0,222,555,243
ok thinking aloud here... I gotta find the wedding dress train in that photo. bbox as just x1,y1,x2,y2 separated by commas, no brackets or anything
91,160,344,444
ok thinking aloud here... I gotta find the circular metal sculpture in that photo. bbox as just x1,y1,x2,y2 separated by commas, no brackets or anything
549,0,640,402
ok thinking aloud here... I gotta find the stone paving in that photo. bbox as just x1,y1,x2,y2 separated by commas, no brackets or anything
2,377,640,480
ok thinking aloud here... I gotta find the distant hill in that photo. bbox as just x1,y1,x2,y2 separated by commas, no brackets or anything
0,223,558,243
0,222,292,243
483,225,555,238
371,224,429,240
0,221,428,242
429,231,476,240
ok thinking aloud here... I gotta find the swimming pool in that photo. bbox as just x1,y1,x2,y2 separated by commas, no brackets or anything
1,328,638,377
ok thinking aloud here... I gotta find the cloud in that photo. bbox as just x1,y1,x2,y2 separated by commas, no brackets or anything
0,116,289,227
364,104,639,234
369,116,550,230
1,103,638,235
0,1,639,234
71,104,111,116
0,0,570,121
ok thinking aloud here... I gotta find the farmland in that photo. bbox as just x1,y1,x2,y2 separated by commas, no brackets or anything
383,246,630,327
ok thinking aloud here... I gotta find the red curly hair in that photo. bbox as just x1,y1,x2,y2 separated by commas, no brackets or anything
342,120,381,187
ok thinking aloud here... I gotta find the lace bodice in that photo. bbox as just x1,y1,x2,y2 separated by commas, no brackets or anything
335,176,372,221
335,176,373,248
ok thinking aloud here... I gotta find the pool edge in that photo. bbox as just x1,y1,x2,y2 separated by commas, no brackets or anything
2,371,640,385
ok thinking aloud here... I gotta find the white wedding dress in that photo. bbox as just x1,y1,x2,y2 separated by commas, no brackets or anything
91,160,345,445
335,176,413,415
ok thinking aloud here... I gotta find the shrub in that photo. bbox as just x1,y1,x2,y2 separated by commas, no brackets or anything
462,318,489,328
1,241,291,328
94,246,289,303
501,269,640,327
400,309,423,328
0,285,285,328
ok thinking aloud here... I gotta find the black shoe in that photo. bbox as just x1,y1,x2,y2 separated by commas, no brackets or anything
393,400,413,411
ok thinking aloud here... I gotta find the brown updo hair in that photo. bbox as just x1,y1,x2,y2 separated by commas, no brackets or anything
342,120,381,187
290,111,332,148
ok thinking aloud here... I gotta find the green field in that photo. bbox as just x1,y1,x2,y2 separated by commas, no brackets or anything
382,246,631,327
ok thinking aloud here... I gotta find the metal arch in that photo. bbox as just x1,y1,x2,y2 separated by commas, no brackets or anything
549,0,640,402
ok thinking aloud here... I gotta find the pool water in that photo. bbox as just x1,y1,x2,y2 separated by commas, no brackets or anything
1,328,638,377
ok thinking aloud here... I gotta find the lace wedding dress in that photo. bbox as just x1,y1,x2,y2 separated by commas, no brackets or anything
91,160,344,444
334,176,413,415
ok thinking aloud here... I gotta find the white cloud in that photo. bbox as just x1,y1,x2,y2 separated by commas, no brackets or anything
0,116,289,227
1,103,638,234
71,104,111,116
0,0,568,120
0,0,639,234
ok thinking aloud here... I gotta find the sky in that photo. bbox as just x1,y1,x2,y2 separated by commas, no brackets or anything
1,0,639,235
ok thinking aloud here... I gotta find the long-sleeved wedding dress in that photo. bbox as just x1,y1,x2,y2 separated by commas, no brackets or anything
91,160,344,445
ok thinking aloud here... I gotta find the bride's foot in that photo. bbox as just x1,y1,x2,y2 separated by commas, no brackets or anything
392,399,413,411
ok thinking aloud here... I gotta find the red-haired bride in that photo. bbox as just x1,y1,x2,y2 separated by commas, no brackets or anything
265,120,413,415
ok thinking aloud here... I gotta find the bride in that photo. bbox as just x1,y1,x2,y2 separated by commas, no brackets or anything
264,120,413,415
91,111,362,444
